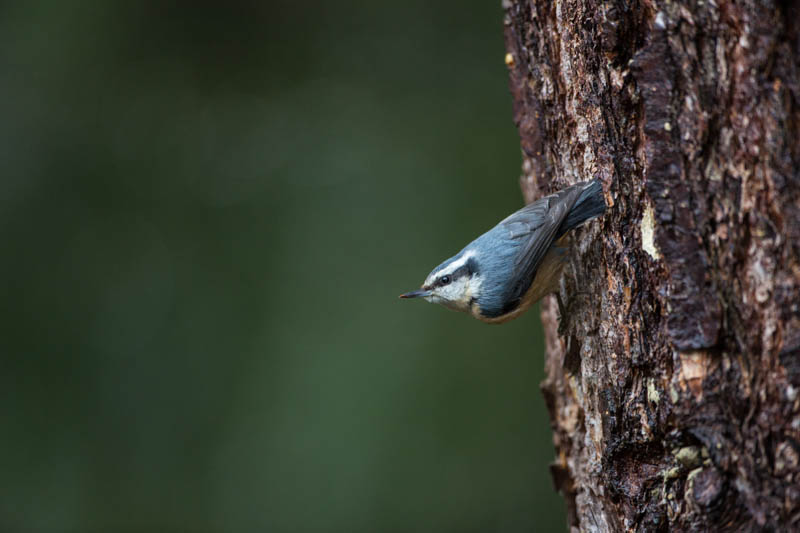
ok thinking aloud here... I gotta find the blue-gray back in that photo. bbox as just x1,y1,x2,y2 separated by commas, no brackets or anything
428,180,605,318
467,180,603,317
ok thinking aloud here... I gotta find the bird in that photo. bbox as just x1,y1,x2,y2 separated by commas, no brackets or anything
399,180,605,324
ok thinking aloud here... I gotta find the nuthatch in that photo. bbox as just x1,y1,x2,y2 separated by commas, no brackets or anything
400,180,605,323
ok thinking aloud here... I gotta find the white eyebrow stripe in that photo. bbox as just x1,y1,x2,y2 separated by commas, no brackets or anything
437,250,476,277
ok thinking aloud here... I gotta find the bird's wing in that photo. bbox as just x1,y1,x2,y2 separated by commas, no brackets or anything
500,183,586,303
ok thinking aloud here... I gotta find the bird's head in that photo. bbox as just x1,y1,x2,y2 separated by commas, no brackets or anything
399,250,482,314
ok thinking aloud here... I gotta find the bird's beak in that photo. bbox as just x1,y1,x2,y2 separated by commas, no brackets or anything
399,289,431,299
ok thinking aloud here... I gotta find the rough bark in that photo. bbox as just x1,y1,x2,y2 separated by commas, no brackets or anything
502,0,800,530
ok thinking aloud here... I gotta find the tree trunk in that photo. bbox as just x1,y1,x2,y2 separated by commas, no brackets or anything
502,0,800,530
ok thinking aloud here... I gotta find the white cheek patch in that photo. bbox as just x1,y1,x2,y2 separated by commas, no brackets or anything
436,276,472,308
470,273,482,295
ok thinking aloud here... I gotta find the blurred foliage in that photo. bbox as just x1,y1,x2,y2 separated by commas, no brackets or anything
0,1,564,531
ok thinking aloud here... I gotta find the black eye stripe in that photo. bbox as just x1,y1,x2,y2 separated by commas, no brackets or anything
436,263,474,287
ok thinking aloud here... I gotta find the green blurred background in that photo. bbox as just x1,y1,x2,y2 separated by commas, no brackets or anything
1,1,564,531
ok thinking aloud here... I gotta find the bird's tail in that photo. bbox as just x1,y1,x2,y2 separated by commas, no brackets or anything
557,180,606,238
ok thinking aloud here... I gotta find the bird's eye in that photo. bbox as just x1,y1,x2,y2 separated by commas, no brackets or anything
440,275,451,285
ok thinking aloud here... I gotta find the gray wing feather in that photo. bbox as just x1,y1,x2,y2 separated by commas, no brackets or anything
500,183,587,304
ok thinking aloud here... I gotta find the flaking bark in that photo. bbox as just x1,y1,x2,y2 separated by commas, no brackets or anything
503,0,800,530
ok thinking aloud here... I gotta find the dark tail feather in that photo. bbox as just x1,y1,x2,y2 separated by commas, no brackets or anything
557,180,605,238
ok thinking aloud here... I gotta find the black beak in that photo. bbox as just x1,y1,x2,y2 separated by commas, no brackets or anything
399,289,431,299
